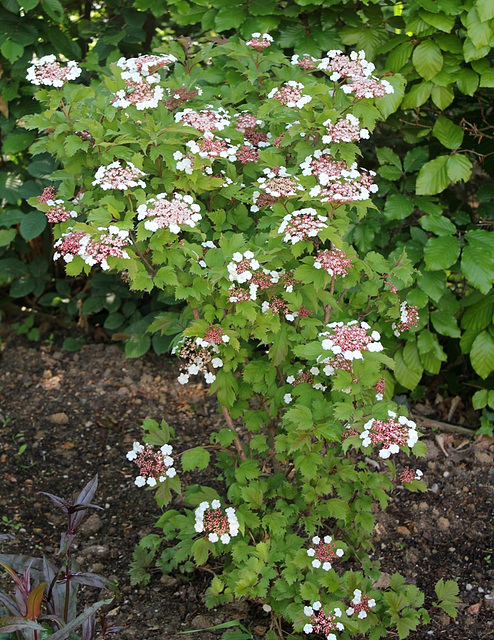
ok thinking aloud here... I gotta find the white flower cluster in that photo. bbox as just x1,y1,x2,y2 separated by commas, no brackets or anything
26,55,82,87
267,81,312,109
174,106,231,132
227,250,260,284
360,410,419,459
246,32,273,46
320,321,383,363
172,150,194,174
116,54,177,79
126,442,177,488
185,137,238,161
303,601,344,638
194,500,239,544
346,589,376,619
322,114,369,144
92,161,146,190
307,535,344,571
278,208,328,244
136,192,202,233
318,49,375,79
112,78,164,110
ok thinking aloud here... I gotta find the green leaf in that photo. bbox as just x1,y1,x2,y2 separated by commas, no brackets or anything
461,230,494,294
214,6,245,30
416,156,450,195
424,235,460,270
19,211,47,241
181,447,210,472
395,348,423,390
465,7,493,48
413,40,443,80
404,147,429,173
470,331,494,379
432,117,463,150
472,389,488,410
0,229,17,246
401,81,432,108
386,42,414,72
476,0,494,21
384,194,415,220
447,155,472,184
480,68,494,88
41,0,64,22
417,330,447,373
456,68,479,95
419,214,456,235
434,579,460,618
125,334,151,358
418,9,456,32
417,270,446,302
2,131,36,155
375,74,406,119
463,37,490,62
431,85,454,109
0,40,24,63
62,337,84,352
430,311,461,338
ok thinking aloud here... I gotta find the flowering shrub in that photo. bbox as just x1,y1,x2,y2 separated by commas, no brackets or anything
26,35,458,638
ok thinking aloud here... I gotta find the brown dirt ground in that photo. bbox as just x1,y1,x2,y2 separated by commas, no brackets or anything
0,326,493,640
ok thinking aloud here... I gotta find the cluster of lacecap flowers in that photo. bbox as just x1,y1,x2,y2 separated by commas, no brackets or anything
318,321,383,375
53,226,130,270
251,167,304,212
278,208,329,244
194,500,239,543
267,81,312,109
111,54,176,110
400,466,423,483
92,161,146,191
137,192,201,233
172,336,223,385
322,114,369,144
307,535,344,571
303,602,344,639
318,49,394,98
301,152,378,204
246,32,273,51
360,410,418,458
26,55,82,87
126,442,176,487
392,301,420,336
346,589,376,619
43,199,77,224
313,248,353,277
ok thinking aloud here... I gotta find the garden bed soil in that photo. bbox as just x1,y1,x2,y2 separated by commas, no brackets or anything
0,325,493,639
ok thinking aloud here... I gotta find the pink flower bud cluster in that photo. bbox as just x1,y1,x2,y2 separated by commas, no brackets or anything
360,410,418,458
163,86,200,111
286,366,325,389
26,55,81,87
92,161,145,191
137,192,201,234
303,602,344,639
267,81,312,109
175,107,231,133
374,377,386,401
112,77,164,110
186,136,238,161
246,32,273,51
44,200,78,224
400,466,423,483
307,535,344,571
318,49,394,98
319,321,383,376
37,187,57,203
278,208,328,244
126,442,176,487
301,151,378,204
291,54,318,70
392,301,419,336
53,225,130,270
346,589,376,619
116,54,177,79
172,336,223,385
198,325,230,347
322,114,369,144
251,167,304,212
314,248,353,277
194,500,239,543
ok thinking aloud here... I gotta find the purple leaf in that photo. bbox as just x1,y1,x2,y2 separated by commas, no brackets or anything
0,591,21,616
0,616,46,633
81,612,96,640
48,598,113,640
37,492,71,513
74,476,99,508
70,572,113,590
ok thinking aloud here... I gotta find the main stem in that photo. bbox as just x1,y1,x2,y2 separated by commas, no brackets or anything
221,405,246,461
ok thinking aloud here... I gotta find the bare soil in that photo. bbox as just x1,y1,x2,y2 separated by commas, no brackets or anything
0,327,493,640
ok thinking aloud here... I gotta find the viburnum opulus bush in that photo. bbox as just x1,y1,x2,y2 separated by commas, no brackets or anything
25,36,460,639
